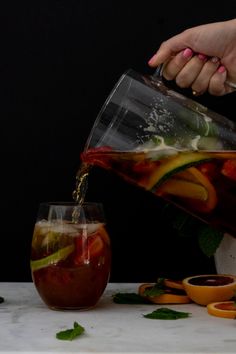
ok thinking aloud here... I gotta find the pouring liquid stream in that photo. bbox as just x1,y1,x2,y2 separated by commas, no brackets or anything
72,163,90,222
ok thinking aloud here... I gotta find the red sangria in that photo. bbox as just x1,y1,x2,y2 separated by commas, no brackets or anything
80,148,236,236
30,202,111,310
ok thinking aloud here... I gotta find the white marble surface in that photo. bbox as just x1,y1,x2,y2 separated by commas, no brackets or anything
0,282,236,354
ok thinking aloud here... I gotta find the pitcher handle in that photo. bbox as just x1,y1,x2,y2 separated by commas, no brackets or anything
153,64,164,79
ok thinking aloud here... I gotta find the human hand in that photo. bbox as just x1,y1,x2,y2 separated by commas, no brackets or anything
148,19,236,96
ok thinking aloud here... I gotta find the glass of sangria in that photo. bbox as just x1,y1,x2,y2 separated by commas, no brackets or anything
79,69,236,237
30,202,111,310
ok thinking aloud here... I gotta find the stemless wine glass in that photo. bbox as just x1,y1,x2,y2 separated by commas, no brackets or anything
30,202,111,310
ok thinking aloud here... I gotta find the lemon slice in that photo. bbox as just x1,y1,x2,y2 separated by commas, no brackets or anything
30,244,75,272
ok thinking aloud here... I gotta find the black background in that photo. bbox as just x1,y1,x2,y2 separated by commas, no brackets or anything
1,1,236,282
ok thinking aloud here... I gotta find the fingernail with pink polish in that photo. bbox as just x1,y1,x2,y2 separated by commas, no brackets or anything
182,48,193,59
198,53,207,61
218,65,226,73
148,54,157,65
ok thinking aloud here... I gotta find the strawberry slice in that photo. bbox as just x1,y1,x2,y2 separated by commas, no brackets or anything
87,235,104,257
221,159,236,181
74,234,104,265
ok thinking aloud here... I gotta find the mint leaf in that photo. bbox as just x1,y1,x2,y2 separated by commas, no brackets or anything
56,322,85,340
198,226,224,257
143,278,165,297
143,308,191,320
112,292,151,304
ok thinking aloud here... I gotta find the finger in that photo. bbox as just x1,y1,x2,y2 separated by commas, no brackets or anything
148,44,175,67
208,66,228,96
148,44,174,67
174,53,207,88
191,57,220,95
162,48,193,80
148,33,190,67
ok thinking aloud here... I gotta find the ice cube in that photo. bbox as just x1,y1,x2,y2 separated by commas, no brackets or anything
49,222,79,234
72,222,103,234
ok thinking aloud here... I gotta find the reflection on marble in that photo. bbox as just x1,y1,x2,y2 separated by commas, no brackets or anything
0,282,236,353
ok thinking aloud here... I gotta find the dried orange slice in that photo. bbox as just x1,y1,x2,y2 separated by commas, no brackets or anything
183,274,236,306
207,301,236,319
139,283,191,304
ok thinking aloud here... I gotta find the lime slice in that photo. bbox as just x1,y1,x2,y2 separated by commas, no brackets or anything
30,244,75,272
148,151,213,190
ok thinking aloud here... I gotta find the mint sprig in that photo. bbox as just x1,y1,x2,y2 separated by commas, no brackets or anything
143,308,191,320
143,278,165,297
56,322,85,341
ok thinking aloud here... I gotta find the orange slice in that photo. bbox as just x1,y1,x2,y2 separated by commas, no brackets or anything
158,166,217,213
207,301,236,319
157,178,208,200
183,274,236,306
185,167,218,212
138,283,191,304
164,279,185,290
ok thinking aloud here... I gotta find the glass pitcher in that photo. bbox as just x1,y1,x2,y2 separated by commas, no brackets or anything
79,69,236,236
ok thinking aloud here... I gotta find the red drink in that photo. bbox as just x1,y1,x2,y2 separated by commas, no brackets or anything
81,147,236,236
31,219,111,310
